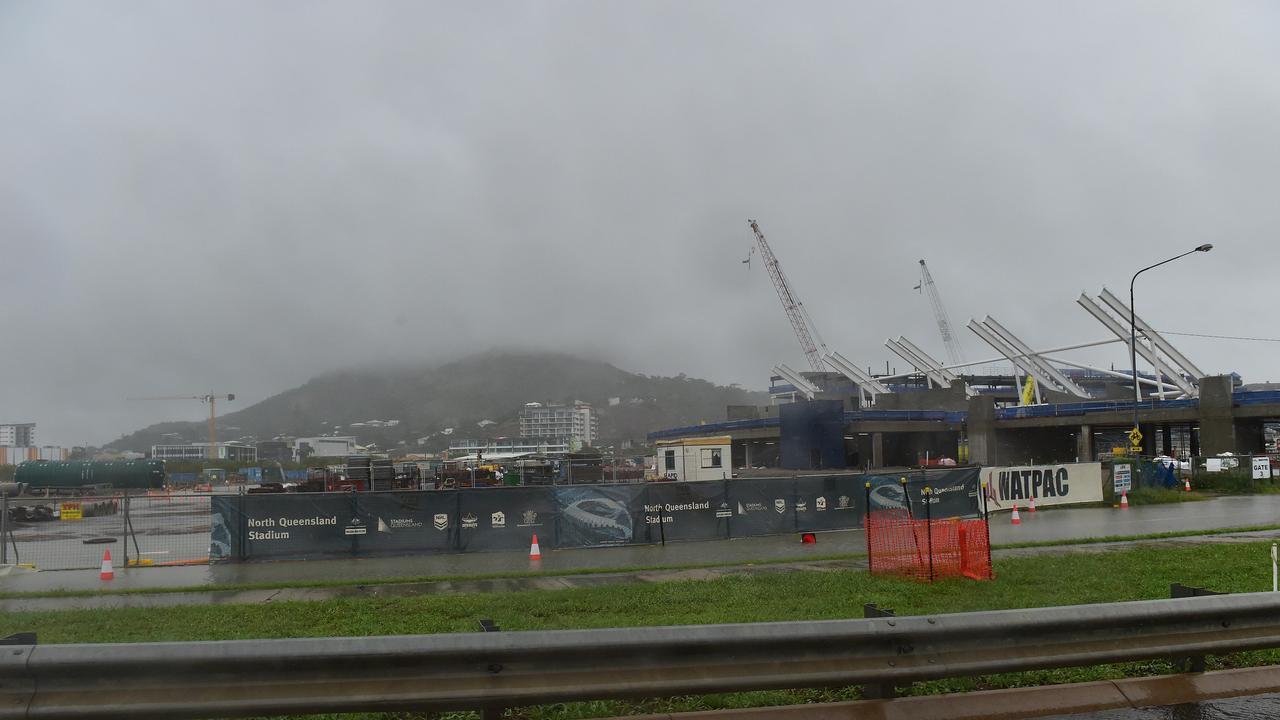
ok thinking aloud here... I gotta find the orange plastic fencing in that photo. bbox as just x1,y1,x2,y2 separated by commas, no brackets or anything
866,509,993,582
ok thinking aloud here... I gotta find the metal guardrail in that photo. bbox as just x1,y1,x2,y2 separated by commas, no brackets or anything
5,592,1280,719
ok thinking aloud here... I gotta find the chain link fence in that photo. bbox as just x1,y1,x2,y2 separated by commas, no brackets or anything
2,492,214,571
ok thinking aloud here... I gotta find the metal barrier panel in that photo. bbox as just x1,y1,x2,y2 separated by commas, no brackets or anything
127,493,213,567
4,496,124,570
725,478,797,537
356,491,457,553
455,486,557,551
642,480,730,542
554,484,648,548
792,474,868,532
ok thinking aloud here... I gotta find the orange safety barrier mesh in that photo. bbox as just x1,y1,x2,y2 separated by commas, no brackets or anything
866,510,993,582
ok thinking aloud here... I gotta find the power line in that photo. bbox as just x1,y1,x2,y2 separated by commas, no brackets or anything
1164,331,1280,343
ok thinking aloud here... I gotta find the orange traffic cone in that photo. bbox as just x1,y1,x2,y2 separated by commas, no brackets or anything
801,532,817,544
1184,478,1191,492
99,548,114,581
529,534,542,561
1010,504,1021,525
1028,496,1037,513
1120,491,1130,509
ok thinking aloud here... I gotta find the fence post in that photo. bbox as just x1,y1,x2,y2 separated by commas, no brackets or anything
121,495,129,568
980,479,993,579
924,487,934,583
0,493,7,565
864,481,873,575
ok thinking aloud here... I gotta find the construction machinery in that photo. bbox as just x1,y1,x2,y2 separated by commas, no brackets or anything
915,259,965,365
128,394,236,460
747,220,828,372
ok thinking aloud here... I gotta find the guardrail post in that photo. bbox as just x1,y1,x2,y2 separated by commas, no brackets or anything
861,604,896,699
477,619,506,719
1170,583,1225,672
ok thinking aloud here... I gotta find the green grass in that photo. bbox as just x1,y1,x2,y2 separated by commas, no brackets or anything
5,541,1280,718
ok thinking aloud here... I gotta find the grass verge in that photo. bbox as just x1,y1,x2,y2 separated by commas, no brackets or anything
4,541,1280,718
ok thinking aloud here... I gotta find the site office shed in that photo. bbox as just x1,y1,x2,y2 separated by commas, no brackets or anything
655,436,731,481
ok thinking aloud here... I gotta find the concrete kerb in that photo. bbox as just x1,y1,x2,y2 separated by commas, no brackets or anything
608,665,1280,720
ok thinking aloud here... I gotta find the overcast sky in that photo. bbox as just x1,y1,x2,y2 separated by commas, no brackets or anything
3,1,1278,446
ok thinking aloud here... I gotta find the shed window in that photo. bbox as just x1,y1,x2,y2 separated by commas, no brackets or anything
701,448,722,469
664,450,676,471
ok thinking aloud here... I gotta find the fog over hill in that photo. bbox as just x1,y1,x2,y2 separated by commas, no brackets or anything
108,351,767,454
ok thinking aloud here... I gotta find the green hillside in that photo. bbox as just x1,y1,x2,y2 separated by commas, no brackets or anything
107,351,767,453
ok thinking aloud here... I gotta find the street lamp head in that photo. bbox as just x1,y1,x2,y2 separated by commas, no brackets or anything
1195,243,1214,252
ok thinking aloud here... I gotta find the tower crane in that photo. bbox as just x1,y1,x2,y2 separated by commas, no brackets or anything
128,393,236,460
914,259,965,365
747,220,828,372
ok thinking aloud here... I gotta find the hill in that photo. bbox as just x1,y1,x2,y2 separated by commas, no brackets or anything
107,351,767,454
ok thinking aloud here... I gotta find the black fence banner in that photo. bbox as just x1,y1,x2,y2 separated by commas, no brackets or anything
217,493,358,560
554,484,648,548
726,478,796,538
792,475,867,532
356,491,456,553
917,468,980,518
212,467,983,562
642,480,730,542
457,486,557,552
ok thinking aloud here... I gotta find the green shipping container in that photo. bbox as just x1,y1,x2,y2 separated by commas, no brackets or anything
15,459,166,490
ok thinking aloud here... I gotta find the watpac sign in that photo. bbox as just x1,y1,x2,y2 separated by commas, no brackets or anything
980,462,1103,510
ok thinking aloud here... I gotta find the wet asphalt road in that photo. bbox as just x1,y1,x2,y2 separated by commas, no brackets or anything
1049,691,1280,719
3,494,1279,594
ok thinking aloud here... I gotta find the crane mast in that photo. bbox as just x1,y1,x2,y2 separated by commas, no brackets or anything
917,259,964,365
748,220,828,372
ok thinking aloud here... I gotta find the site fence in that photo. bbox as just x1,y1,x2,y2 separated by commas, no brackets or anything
210,468,981,563
1,492,214,571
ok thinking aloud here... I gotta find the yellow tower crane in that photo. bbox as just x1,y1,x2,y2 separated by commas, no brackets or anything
128,394,236,460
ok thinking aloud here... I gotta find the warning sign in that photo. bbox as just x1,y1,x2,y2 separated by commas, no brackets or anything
59,502,83,521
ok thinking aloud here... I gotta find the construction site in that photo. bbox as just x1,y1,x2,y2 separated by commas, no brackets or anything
651,222,1280,471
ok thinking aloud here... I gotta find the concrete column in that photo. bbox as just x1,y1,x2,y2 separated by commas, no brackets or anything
966,395,998,466
1077,424,1093,462
743,441,752,468
871,432,884,469
1197,375,1236,455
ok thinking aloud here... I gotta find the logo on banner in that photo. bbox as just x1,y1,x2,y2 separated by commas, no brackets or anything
461,512,478,529
344,517,366,536
377,517,389,533
774,498,786,514
716,502,732,519
433,513,449,531
816,496,827,511
837,495,851,509
518,510,540,527
795,500,808,513
491,511,506,528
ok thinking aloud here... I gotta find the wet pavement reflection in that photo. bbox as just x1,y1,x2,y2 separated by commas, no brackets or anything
1050,692,1280,719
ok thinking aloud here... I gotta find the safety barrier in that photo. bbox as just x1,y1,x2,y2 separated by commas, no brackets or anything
5,591,1280,718
212,469,981,563
1,494,212,571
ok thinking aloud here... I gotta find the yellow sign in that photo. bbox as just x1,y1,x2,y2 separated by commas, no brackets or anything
59,502,82,521
1020,376,1036,406
1127,427,1144,447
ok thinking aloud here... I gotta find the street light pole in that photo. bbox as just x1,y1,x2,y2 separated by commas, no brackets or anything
1128,244,1214,448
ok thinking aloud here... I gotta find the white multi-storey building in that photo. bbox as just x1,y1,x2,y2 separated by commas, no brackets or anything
151,442,258,462
0,423,35,447
448,436,570,456
519,401,598,449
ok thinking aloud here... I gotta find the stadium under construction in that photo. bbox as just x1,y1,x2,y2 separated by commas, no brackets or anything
652,224,1279,469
